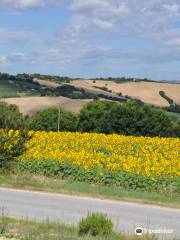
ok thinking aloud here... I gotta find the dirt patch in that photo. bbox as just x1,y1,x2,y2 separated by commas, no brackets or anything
2,96,91,115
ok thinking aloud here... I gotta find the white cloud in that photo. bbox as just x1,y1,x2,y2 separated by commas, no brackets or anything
69,0,129,31
0,28,35,42
0,55,7,65
167,37,180,48
62,0,180,69
163,4,179,14
69,0,129,16
1,0,180,78
8,52,28,62
0,0,44,10
68,0,180,49
93,19,113,30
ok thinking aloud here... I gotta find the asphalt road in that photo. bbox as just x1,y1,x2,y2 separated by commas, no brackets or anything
0,188,180,238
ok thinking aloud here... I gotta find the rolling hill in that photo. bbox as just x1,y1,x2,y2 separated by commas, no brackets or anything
71,80,180,107
0,73,180,115
2,96,90,115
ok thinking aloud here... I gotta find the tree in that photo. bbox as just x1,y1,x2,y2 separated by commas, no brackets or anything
0,102,25,130
29,107,78,132
78,100,116,132
78,100,173,137
101,102,173,137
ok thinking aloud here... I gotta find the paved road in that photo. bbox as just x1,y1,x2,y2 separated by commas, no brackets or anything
0,188,180,239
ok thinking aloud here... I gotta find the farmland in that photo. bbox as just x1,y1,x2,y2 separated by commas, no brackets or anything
3,96,91,115
0,75,43,98
0,75,180,206
0,99,180,228
1,2,180,237
0,81,18,98
71,80,180,107
1,129,177,193
1,73,180,112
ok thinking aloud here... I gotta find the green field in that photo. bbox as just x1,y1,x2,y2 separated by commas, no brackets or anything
0,81,41,98
0,82,18,98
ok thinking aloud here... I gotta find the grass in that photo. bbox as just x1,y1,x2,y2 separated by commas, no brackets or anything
0,81,40,98
0,82,18,98
0,80,18,97
0,174,179,209
0,217,160,240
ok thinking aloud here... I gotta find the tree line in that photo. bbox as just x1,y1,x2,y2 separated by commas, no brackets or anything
0,100,179,138
0,72,127,101
159,91,180,113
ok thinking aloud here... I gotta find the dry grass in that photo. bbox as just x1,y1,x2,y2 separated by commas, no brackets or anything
33,79,61,88
72,80,180,107
2,79,179,114
0,217,161,240
71,80,98,91
2,96,91,115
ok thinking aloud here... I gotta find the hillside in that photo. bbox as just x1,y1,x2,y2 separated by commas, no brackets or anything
0,73,126,101
71,80,180,107
0,80,19,97
0,73,180,114
35,78,180,107
3,96,90,115
0,73,43,97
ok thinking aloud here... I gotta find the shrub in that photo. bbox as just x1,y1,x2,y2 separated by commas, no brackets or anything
0,102,25,130
0,129,28,170
78,213,113,236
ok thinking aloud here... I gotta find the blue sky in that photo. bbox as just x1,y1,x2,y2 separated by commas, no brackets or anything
0,0,180,80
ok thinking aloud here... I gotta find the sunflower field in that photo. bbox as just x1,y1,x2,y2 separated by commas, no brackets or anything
17,131,180,192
